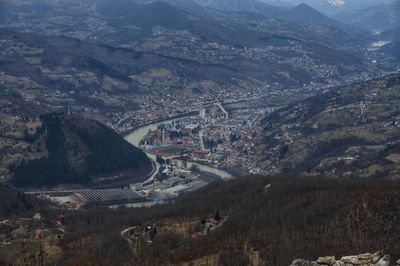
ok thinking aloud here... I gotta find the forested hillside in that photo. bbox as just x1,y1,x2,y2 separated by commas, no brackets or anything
256,74,400,178
55,175,400,265
10,114,152,187
0,185,42,218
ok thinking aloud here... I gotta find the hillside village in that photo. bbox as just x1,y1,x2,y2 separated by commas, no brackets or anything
256,74,400,178
0,212,65,264
0,0,400,264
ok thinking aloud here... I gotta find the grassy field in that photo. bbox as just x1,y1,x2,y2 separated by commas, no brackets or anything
0,240,40,264
149,146,190,156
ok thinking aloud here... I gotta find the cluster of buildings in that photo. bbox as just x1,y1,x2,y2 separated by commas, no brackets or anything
110,81,272,134
195,107,266,174
139,104,271,175
43,188,148,209
41,162,208,209
0,213,65,247
191,215,228,239
143,119,200,148
137,163,208,200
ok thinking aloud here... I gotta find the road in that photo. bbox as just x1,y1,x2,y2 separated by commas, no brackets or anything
112,113,135,130
142,159,159,186
121,226,137,246
216,102,229,119
199,129,205,150
24,189,91,195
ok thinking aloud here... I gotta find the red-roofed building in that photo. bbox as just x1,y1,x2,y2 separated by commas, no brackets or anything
192,150,210,159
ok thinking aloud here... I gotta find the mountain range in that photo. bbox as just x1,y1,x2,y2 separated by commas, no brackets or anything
193,0,400,31
0,0,364,45
0,0,399,264
0,1,371,116
181,0,345,27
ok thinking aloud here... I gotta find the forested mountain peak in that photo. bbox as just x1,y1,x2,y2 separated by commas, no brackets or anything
10,113,152,187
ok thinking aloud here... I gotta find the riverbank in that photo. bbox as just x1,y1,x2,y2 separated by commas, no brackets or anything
181,155,243,178
119,111,198,137
124,116,235,181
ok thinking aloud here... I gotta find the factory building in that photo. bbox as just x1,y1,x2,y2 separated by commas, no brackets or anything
74,188,148,205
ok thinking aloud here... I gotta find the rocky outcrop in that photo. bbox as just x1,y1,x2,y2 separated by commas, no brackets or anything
290,251,397,266
317,256,335,265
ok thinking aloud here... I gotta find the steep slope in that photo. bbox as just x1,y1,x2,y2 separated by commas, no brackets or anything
0,0,367,48
379,26,400,59
285,3,338,25
97,1,189,30
0,26,368,118
194,0,260,11
194,0,343,27
0,185,42,218
381,26,400,41
0,89,45,182
9,113,152,187
0,28,143,114
0,85,152,186
58,175,400,265
334,1,400,31
96,0,276,46
167,0,365,47
0,28,263,113
269,0,396,15
256,74,400,178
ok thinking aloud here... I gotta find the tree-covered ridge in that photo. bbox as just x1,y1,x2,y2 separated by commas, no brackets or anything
1,174,399,265
11,114,152,187
0,185,37,218
57,175,400,265
75,117,151,176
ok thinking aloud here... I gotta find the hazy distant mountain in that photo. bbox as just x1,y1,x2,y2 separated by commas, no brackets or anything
0,2,366,66
260,0,293,7
263,0,397,14
0,0,372,126
334,1,400,31
380,26,400,59
285,3,336,25
382,26,400,42
193,0,342,27
98,0,191,30
194,0,258,11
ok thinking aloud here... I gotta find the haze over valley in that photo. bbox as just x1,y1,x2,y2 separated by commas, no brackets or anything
0,0,400,265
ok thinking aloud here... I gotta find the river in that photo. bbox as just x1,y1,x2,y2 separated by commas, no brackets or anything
124,117,234,181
